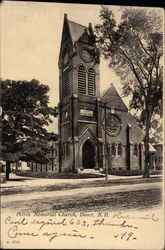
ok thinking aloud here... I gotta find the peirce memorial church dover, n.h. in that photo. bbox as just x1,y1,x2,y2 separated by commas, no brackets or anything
56,13,144,173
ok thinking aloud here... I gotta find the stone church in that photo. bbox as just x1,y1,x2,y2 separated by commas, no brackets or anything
57,14,145,173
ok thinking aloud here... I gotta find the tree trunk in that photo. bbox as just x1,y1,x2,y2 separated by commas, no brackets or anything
6,161,11,181
143,115,150,178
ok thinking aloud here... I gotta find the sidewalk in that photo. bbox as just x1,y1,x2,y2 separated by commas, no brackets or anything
0,173,162,193
1,172,145,188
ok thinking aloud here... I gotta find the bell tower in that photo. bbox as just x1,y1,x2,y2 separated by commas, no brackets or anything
58,14,102,173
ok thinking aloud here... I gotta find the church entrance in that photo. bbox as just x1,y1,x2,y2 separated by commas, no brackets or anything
82,140,95,169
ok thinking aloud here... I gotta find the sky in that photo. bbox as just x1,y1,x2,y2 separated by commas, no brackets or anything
1,1,161,133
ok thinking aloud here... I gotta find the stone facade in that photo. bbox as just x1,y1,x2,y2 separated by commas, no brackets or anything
58,14,145,173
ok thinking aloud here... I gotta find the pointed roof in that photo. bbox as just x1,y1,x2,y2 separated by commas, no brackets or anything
67,20,87,45
64,13,89,46
58,14,90,65
101,83,128,111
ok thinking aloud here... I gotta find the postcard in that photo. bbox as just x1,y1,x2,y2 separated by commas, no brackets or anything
0,1,164,249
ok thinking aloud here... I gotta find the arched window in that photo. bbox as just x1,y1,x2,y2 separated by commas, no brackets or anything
111,143,116,157
118,143,122,157
133,144,138,156
88,67,95,96
78,65,86,94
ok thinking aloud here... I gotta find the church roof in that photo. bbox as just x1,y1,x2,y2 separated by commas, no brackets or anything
101,83,128,111
67,20,87,45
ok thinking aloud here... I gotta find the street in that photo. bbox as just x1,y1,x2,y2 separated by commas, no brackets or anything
1,173,162,213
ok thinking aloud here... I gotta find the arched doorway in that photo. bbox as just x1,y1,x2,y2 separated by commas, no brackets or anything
82,140,95,168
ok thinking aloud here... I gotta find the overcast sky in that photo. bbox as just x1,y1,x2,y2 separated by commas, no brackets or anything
1,1,160,133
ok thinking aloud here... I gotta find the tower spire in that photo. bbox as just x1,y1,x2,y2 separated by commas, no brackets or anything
64,13,68,20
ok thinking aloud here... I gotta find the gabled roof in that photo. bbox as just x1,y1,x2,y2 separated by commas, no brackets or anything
79,127,100,142
67,20,87,45
101,83,128,111
149,143,157,153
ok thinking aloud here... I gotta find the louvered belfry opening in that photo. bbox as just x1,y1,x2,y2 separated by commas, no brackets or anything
62,67,70,97
88,68,95,96
78,65,86,94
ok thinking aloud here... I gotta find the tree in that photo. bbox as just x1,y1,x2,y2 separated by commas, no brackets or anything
150,118,163,145
1,79,56,180
95,6,163,177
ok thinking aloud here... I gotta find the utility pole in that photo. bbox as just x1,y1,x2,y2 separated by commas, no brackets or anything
104,102,108,180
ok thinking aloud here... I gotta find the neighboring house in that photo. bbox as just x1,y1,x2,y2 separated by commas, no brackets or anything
149,144,157,171
153,144,163,170
11,161,30,171
149,143,163,171
30,140,59,172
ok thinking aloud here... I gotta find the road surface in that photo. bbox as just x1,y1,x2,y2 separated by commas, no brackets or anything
1,174,162,213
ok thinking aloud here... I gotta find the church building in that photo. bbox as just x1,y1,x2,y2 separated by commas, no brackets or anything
57,14,145,173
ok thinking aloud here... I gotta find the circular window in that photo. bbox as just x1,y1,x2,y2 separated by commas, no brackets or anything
105,114,121,136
